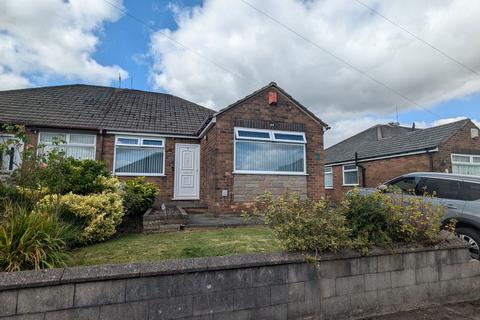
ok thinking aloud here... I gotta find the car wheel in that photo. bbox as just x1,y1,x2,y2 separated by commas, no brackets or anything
457,227,480,260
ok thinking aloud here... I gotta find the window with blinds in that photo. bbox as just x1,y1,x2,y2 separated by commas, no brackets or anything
0,134,21,173
234,127,306,174
114,136,165,176
38,132,96,160
325,166,333,188
451,153,480,176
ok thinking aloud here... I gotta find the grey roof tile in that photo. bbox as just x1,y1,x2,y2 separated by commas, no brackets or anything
325,119,469,164
0,84,215,136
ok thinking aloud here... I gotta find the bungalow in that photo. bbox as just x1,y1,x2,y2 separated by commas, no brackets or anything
0,82,328,213
324,119,480,202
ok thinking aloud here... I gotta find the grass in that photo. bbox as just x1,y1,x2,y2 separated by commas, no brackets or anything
70,226,281,266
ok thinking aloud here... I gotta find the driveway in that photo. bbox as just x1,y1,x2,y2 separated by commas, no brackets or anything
368,300,480,320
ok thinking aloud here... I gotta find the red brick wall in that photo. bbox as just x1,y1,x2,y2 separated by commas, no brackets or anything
325,120,480,202
101,134,200,203
201,88,325,213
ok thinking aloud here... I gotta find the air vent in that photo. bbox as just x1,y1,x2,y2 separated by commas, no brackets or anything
471,128,479,139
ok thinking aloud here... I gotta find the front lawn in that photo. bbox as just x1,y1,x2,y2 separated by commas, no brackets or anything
70,226,280,266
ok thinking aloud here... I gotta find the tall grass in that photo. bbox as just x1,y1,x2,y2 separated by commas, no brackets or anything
0,204,72,272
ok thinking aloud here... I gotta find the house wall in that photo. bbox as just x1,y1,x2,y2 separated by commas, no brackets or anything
201,88,325,213
325,120,480,203
101,134,200,203
325,154,432,202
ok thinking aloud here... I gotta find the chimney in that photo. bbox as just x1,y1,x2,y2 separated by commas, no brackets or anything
268,91,278,105
412,122,416,130
377,126,383,140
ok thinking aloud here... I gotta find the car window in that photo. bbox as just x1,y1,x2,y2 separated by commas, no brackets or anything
417,178,462,200
388,177,419,194
462,181,480,201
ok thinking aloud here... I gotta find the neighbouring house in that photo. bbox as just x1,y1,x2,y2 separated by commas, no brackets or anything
324,119,480,202
0,82,328,213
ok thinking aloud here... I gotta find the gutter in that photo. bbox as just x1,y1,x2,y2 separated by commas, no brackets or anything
325,148,439,167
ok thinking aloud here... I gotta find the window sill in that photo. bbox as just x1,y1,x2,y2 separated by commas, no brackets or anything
325,187,334,190
114,173,166,177
233,171,308,176
343,184,359,187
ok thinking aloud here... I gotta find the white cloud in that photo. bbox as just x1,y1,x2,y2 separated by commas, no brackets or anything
0,0,128,90
148,0,480,123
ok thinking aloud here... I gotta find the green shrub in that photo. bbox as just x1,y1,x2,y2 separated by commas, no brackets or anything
38,177,125,245
256,193,351,254
123,177,158,217
0,205,71,272
341,189,445,251
339,190,396,249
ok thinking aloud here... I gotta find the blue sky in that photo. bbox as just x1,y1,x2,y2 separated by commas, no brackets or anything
1,0,480,146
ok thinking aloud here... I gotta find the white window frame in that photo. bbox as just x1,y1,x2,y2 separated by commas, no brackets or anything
325,166,333,189
233,127,307,175
38,132,97,160
0,134,18,173
452,153,480,166
342,164,359,186
113,135,166,177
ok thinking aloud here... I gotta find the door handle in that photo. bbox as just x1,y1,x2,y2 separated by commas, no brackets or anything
446,204,457,209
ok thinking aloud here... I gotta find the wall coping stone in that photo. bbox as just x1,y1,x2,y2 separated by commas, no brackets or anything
0,237,467,291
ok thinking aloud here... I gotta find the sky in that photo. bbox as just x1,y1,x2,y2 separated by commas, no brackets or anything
1,0,480,147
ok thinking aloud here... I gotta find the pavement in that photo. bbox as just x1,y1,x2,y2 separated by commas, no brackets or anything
367,300,480,319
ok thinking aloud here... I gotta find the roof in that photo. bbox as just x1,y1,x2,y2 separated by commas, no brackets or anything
214,82,329,128
0,84,215,136
325,119,470,165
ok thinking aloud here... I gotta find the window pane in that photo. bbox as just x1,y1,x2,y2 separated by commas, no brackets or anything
64,146,95,160
237,130,270,139
39,133,66,143
142,139,163,147
419,178,461,200
389,177,418,194
118,138,139,145
325,166,332,173
274,133,304,142
69,134,95,145
344,164,357,171
235,141,304,172
344,171,358,185
325,172,333,188
115,146,164,174
1,135,21,171
452,155,471,163
473,157,480,163
452,164,480,176
462,182,480,201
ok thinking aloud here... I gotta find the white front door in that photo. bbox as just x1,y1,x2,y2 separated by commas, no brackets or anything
174,144,200,200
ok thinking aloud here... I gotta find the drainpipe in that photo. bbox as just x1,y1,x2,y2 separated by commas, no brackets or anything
99,129,105,161
426,148,434,171
355,152,366,187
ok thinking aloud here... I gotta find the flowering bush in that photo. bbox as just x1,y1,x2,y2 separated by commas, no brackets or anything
38,177,124,245
255,193,351,254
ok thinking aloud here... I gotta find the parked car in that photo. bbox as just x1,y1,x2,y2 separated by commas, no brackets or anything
360,172,480,259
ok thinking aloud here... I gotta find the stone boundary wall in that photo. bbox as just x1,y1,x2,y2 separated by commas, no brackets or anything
1,241,480,320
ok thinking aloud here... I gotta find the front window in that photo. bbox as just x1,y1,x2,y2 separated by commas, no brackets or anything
452,153,480,176
0,134,21,173
114,136,165,176
234,128,306,174
39,132,96,160
325,166,333,188
342,164,359,186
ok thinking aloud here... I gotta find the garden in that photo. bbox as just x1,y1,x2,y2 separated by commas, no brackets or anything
0,125,454,272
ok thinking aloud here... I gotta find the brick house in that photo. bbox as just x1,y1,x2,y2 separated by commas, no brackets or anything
0,82,328,213
324,119,480,202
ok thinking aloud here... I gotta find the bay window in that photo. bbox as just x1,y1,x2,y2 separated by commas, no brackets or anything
343,164,359,186
325,166,333,188
39,132,96,160
234,128,306,174
452,154,480,176
114,136,165,176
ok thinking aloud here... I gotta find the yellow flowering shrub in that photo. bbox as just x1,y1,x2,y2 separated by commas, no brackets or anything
38,177,124,244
